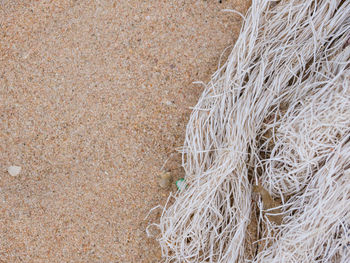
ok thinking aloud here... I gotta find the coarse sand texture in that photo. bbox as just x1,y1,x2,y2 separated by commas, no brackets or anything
0,1,250,262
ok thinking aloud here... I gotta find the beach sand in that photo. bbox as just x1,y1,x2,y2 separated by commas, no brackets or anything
0,1,249,261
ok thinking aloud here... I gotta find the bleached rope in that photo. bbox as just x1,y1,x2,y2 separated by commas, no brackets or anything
155,0,350,262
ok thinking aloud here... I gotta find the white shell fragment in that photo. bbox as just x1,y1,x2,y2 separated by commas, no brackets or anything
8,166,21,177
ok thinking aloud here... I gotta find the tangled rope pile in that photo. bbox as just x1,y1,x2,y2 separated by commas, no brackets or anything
155,0,350,262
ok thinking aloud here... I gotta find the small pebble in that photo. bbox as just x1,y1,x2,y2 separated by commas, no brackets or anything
164,100,173,106
159,172,172,188
8,166,21,176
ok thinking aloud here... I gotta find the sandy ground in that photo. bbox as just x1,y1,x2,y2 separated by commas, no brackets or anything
0,1,249,262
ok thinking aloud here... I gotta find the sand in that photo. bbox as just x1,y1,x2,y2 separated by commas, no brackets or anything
0,0,249,262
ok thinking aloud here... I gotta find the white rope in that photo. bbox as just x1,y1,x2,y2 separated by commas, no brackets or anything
155,1,350,262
